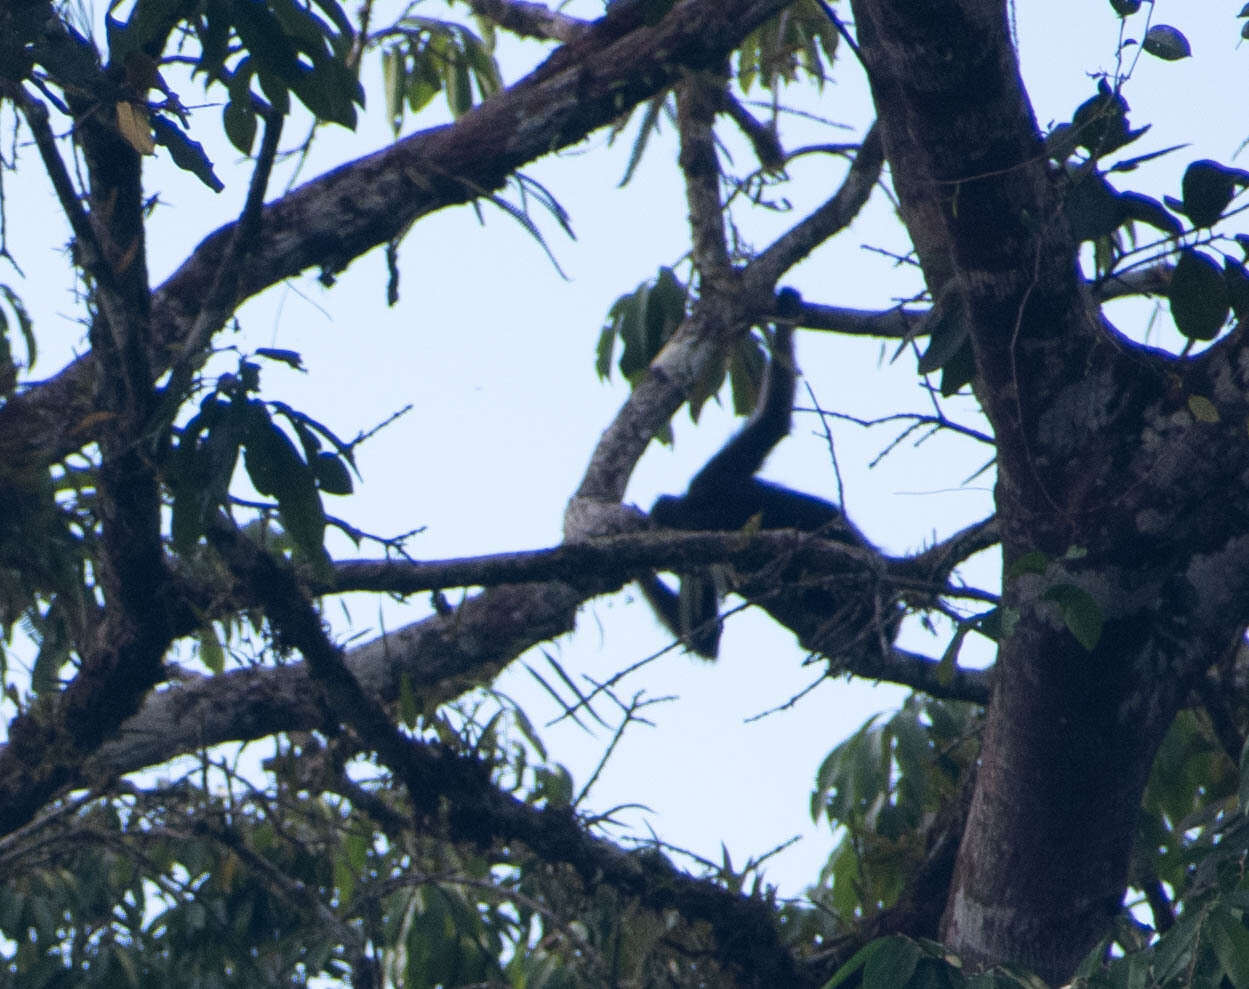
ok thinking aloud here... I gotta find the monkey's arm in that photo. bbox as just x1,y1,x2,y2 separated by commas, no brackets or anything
684,322,795,504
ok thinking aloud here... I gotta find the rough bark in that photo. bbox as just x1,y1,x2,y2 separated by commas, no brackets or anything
0,0,793,477
850,0,1249,980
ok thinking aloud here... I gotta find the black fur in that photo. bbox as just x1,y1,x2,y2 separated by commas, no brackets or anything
643,320,890,659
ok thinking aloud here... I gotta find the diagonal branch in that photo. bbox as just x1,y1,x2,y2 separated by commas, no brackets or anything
745,122,883,293
0,0,795,476
206,515,806,985
570,121,884,509
463,0,590,44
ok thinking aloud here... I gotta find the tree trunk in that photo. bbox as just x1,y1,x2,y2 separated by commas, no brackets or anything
850,0,1249,979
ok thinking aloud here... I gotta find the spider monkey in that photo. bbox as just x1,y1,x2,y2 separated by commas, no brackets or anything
640,307,895,659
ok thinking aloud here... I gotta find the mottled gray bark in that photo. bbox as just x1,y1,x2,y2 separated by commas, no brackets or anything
850,0,1249,979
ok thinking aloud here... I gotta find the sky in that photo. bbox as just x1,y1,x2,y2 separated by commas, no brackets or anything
3,0,1247,901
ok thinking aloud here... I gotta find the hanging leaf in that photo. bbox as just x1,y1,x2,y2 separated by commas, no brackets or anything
313,452,353,495
196,0,231,79
114,101,155,154
1142,25,1192,60
938,340,977,396
916,291,970,375
240,404,327,555
607,267,687,380
1169,249,1229,340
1043,584,1103,651
1177,160,1249,228
197,626,225,674
151,116,224,192
223,99,257,155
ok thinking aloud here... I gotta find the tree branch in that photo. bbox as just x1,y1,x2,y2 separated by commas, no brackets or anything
463,0,589,44
209,518,808,986
569,120,883,509
0,0,795,477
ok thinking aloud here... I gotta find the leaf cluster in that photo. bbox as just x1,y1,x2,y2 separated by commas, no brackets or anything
167,355,357,564
380,16,501,135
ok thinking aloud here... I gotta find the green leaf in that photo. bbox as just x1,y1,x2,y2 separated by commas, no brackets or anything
1179,160,1248,228
223,99,257,156
1187,394,1219,423
241,403,327,554
288,56,360,128
196,0,231,79
617,91,668,187
383,47,404,134
1142,24,1192,61
1042,584,1103,651
271,402,357,468
938,340,976,396
231,0,303,86
822,937,891,989
1116,190,1181,238
1170,249,1229,340
609,268,687,379
534,765,573,809
313,452,352,495
332,856,355,907
449,58,472,117
398,673,419,727
242,403,297,498
151,115,224,192
594,322,617,380
917,291,970,375
1064,170,1124,243
197,626,225,674
861,936,921,989
254,347,304,369
1208,906,1249,988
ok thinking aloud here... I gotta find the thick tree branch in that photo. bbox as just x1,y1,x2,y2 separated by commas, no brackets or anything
75,525,994,788
676,71,734,289
0,0,794,478
464,0,589,44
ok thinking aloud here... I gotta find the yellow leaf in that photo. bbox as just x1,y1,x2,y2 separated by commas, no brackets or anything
1187,394,1220,423
115,101,154,155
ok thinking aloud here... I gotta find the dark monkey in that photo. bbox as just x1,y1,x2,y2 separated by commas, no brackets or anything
641,314,895,659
